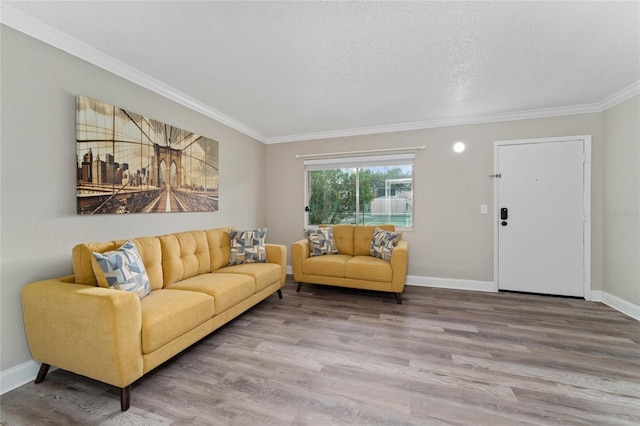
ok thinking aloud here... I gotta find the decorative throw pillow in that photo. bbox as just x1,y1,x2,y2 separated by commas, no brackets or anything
370,227,403,262
229,228,267,265
304,227,339,256
92,241,151,299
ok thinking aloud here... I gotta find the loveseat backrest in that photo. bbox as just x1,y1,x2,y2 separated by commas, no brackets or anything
331,225,355,255
354,224,395,255
331,224,396,256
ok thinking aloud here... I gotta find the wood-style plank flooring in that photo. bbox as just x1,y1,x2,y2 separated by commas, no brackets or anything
2,277,639,425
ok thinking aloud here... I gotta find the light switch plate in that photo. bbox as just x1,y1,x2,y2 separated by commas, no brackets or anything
480,204,488,214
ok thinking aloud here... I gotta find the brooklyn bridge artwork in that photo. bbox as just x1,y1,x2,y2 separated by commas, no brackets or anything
76,96,219,214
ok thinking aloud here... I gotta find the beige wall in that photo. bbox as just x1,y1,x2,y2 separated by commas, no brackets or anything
603,95,640,305
2,21,635,382
0,26,266,371
266,114,604,289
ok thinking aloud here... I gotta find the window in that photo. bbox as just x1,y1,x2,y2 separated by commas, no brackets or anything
304,154,414,230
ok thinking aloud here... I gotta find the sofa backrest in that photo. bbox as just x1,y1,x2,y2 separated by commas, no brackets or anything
331,224,395,256
131,236,164,290
72,237,164,290
71,227,232,289
72,240,126,287
159,230,210,287
206,227,231,271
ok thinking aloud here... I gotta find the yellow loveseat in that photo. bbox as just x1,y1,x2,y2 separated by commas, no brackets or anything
291,224,408,304
21,228,286,411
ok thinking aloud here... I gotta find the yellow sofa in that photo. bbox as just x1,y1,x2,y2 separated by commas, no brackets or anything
291,224,408,304
21,228,286,411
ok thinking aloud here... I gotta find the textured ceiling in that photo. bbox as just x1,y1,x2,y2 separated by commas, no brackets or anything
3,1,639,143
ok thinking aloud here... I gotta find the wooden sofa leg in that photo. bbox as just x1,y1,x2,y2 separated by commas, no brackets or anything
34,363,50,384
277,289,283,299
296,282,302,292
121,385,131,411
395,293,403,304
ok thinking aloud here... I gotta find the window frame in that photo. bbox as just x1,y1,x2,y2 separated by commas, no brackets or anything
303,153,415,231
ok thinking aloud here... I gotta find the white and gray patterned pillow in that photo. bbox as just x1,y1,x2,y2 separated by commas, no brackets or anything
370,227,402,262
229,228,267,265
304,227,339,257
92,241,151,299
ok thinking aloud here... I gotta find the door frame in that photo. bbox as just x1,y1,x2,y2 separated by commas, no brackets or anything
493,135,592,300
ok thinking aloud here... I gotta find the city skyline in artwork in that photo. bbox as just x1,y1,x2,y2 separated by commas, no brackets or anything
76,96,219,214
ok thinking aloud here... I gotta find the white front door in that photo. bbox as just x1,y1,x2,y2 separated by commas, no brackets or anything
495,136,590,297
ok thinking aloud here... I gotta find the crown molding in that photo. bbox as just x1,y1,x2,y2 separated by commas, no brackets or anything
0,4,267,143
264,102,605,144
3,4,637,146
265,83,639,144
599,81,640,111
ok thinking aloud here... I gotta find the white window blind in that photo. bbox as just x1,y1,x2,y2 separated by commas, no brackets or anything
304,153,415,171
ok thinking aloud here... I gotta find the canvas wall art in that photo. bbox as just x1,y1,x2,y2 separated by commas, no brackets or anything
76,96,219,214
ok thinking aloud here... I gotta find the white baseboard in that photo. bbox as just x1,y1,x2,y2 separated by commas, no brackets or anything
289,266,639,320
590,290,640,321
406,275,495,292
0,359,42,395
286,267,495,293
406,277,639,322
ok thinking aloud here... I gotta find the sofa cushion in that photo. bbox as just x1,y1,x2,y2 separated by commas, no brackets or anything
302,254,351,278
304,227,339,256
75,238,163,289
354,225,395,256
331,225,355,256
130,236,163,290
370,227,403,262
73,240,126,286
215,263,282,292
229,229,267,265
206,227,231,271
344,255,393,282
91,241,151,299
354,225,377,256
331,224,396,256
140,289,214,354
167,273,255,314
160,231,211,287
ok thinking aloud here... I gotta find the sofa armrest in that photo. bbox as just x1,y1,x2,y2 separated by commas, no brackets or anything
390,240,409,292
22,278,143,388
291,239,310,282
265,243,288,286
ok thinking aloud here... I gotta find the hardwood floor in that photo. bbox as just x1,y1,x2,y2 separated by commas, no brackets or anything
2,277,639,425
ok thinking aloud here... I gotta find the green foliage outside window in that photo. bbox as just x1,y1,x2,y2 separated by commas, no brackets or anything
308,166,412,226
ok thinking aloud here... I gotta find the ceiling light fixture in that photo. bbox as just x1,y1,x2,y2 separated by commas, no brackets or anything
453,142,466,153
